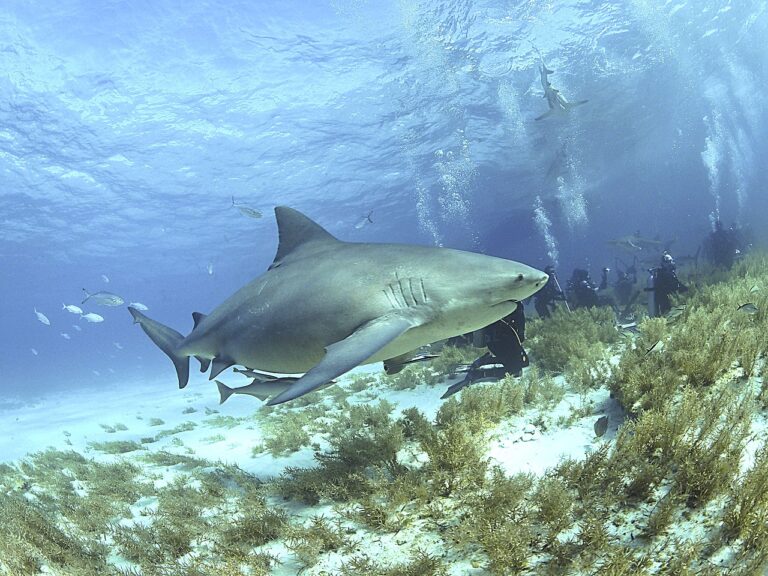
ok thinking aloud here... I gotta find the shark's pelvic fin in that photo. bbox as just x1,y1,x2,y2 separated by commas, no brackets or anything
209,356,235,380
270,206,339,269
267,312,426,406
196,356,211,373
535,110,555,121
128,307,190,388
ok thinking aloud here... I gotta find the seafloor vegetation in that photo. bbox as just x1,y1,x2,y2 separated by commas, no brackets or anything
2,253,768,575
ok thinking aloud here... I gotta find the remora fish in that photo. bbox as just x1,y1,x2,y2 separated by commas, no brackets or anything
129,206,548,405
82,288,124,307
216,378,334,403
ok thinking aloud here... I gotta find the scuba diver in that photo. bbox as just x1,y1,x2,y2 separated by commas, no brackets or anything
441,301,528,398
567,267,611,309
703,220,737,269
647,251,688,317
534,265,568,318
612,257,638,308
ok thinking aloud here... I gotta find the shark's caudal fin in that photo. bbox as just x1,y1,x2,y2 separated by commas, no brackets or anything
128,307,190,388
215,380,235,404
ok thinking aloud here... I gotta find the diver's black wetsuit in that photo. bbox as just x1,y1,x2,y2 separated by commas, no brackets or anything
534,267,566,318
442,303,529,398
652,255,688,316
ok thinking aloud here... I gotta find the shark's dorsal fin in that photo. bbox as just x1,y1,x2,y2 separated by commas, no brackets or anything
192,312,207,328
271,207,338,269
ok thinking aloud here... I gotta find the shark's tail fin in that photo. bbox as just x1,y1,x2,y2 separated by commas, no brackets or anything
215,380,235,404
128,307,190,388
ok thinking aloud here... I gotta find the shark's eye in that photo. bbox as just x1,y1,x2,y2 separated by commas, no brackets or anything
516,274,524,282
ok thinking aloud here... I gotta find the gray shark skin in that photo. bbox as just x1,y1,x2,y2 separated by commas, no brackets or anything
129,207,548,405
536,65,588,121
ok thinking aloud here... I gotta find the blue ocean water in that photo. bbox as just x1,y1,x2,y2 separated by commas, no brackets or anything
1,0,766,395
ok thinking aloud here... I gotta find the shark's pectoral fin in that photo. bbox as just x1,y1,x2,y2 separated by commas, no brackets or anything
535,110,554,121
567,99,588,109
266,312,426,406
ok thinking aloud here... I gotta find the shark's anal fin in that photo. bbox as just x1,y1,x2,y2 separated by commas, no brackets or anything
267,313,426,406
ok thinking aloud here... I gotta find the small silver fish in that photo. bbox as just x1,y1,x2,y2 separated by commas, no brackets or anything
665,305,686,320
354,211,374,229
737,302,758,314
30,348,38,356
101,274,110,283
232,197,262,219
80,312,104,323
82,288,124,307
60,332,71,340
128,302,149,311
644,340,662,357
34,308,50,325
207,262,214,275
62,303,83,315
594,415,609,437
113,342,124,350
749,284,760,294
72,324,82,331
238,205,263,219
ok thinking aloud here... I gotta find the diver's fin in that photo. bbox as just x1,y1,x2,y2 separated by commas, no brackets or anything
191,312,207,329
267,313,425,406
209,356,234,379
128,307,190,388
535,110,554,121
196,356,211,373
215,380,235,404
441,374,473,399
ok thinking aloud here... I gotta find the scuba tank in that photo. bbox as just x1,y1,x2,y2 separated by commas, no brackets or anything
646,268,657,317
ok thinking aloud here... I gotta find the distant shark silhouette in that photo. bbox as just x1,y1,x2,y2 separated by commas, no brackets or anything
129,207,548,405
535,64,588,121
607,234,674,253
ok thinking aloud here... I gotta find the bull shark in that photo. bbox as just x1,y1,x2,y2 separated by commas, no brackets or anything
607,234,673,253
535,64,588,121
129,206,548,405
